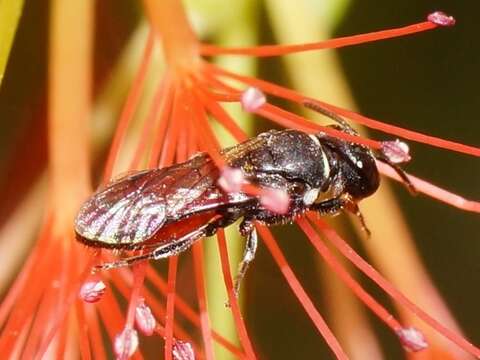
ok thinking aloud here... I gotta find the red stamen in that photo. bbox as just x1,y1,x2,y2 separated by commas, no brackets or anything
173,340,195,360
0,237,60,353
176,95,191,163
130,95,195,356
80,277,106,303
114,328,139,360
257,226,348,359
0,216,53,327
397,327,429,352
193,86,248,142
75,303,91,359
380,140,411,164
205,91,241,102
216,230,257,359
55,318,69,358
427,11,456,27
241,182,291,215
124,264,148,332
165,256,179,360
310,216,480,357
103,31,154,181
97,290,127,346
176,120,189,163
197,68,240,93
258,103,382,149
135,298,156,336
189,91,225,167
201,67,381,148
377,161,480,213
10,320,31,358
218,166,245,193
206,64,480,157
159,85,183,167
241,87,266,112
144,268,244,357
110,270,198,349
191,242,215,360
186,114,198,157
130,76,170,169
22,267,62,358
200,19,438,57
312,101,480,157
297,218,403,332
149,77,176,168
37,249,97,356
85,305,107,360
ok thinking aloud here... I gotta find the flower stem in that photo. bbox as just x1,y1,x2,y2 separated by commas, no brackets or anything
142,0,200,71
48,0,93,235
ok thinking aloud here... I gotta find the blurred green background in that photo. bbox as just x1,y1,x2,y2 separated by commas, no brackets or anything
0,1,478,359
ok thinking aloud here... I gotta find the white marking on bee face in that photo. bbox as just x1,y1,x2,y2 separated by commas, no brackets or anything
320,145,330,178
309,134,321,147
303,188,320,205
356,160,363,169
309,134,330,180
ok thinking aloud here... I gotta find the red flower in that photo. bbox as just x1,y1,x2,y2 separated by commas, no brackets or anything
0,1,478,359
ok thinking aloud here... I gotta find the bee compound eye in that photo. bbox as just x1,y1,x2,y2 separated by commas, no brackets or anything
289,182,305,195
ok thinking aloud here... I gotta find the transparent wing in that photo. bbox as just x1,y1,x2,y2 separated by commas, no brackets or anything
75,154,220,247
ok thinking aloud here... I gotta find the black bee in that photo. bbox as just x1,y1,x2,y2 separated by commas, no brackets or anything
75,103,412,294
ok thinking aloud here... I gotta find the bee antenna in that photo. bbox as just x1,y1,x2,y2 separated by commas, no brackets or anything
376,154,417,195
303,100,358,135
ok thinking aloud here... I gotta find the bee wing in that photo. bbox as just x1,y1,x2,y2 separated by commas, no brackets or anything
75,154,219,247
221,131,269,164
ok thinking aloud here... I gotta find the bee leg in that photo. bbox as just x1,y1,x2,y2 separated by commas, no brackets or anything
311,197,371,237
233,219,258,298
151,220,229,259
95,215,242,271
152,228,206,259
344,200,371,237
310,197,346,215
95,223,218,271
94,251,154,271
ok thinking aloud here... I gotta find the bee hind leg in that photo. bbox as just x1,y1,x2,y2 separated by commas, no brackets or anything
233,219,258,298
94,222,218,271
93,251,154,271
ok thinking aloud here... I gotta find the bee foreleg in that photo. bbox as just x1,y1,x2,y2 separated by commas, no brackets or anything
233,219,258,298
311,196,371,237
343,200,371,238
310,197,346,215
